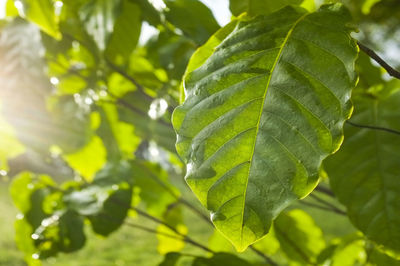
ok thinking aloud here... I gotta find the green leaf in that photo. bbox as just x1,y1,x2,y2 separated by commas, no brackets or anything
129,0,162,26
252,226,280,255
324,90,400,255
19,0,61,39
172,4,358,251
229,0,304,17
369,246,400,266
32,210,86,258
63,136,107,181
159,252,182,266
64,161,133,236
156,206,187,255
164,0,220,45
79,0,121,51
105,0,142,62
131,160,179,217
317,234,366,266
275,209,325,265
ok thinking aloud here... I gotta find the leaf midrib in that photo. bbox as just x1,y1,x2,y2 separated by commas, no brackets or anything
239,12,310,244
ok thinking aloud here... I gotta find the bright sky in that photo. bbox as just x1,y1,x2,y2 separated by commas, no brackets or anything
0,0,5,18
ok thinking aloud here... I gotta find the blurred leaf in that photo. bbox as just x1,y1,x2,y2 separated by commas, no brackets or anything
252,226,280,255
131,160,179,217
229,0,303,17
164,0,220,45
79,0,121,51
317,235,366,266
18,0,61,39
192,253,252,266
129,0,162,26
324,90,400,255
157,206,187,255
65,161,133,236
274,209,325,265
63,136,107,181
159,252,182,266
97,105,141,161
118,91,176,153
146,30,196,80
368,246,400,265
32,210,86,259
10,172,57,261
105,0,142,62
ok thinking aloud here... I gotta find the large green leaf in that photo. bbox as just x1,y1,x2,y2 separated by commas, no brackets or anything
172,4,358,251
324,90,400,255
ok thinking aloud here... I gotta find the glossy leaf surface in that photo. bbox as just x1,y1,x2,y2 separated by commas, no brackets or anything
172,4,358,251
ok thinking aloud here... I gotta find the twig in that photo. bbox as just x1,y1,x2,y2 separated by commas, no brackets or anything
309,194,346,216
105,58,153,100
314,185,335,197
299,201,345,216
110,198,213,253
249,246,278,266
346,121,400,136
102,93,172,128
274,225,315,265
357,41,400,80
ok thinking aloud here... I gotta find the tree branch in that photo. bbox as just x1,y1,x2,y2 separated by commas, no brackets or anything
309,194,346,216
110,198,213,253
357,41,400,80
274,225,316,265
346,121,400,136
105,58,153,101
299,201,346,216
249,246,278,266
314,185,335,197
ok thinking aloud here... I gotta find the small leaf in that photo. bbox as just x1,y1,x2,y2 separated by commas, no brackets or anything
164,0,220,45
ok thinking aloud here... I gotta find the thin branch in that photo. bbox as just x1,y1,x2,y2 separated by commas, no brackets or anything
110,198,213,253
357,41,400,80
102,94,172,128
346,121,400,136
274,225,315,265
299,201,346,216
249,246,278,266
309,194,346,216
99,213,217,254
105,58,153,100
314,185,335,197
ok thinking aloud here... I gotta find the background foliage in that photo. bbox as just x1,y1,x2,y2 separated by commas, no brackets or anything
0,0,399,265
